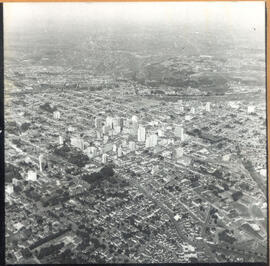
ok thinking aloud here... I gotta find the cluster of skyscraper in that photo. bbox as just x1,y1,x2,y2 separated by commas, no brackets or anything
61,113,187,165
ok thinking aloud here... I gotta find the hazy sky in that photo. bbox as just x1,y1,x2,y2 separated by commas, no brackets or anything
4,2,265,32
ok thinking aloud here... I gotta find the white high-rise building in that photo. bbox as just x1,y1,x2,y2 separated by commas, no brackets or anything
137,125,146,142
53,111,61,119
39,154,43,172
157,129,164,137
113,144,117,152
26,170,37,181
103,143,113,153
159,139,168,146
95,117,102,128
176,147,184,158
228,101,239,109
71,137,84,150
117,146,123,157
106,116,114,129
102,153,108,164
122,139,127,147
174,126,185,141
205,102,211,112
129,141,136,151
151,165,159,175
67,126,75,132
185,115,192,121
86,146,97,158
103,135,109,144
145,136,151,148
169,139,175,145
145,134,158,148
6,183,14,194
59,136,63,146
248,105,255,114
12,178,19,186
132,115,138,123
91,147,97,156
112,117,121,128
102,125,110,134
150,134,158,147
97,131,102,139
114,126,121,135
84,146,97,158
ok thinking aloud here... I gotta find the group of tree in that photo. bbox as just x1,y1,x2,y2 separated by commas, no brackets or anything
39,102,57,113
5,163,22,183
37,242,64,260
53,145,89,167
82,165,114,184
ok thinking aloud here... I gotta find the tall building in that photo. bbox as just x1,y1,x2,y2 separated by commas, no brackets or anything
106,116,114,129
122,139,128,147
12,178,19,186
53,111,61,119
97,130,102,139
150,134,158,147
103,143,113,153
117,146,123,157
157,129,164,137
159,139,168,146
151,165,159,175
6,183,14,194
103,135,109,144
129,141,136,151
26,170,37,181
124,119,131,128
114,126,121,135
95,117,103,128
145,134,158,148
67,126,75,132
102,153,108,164
120,118,124,131
85,146,97,158
59,136,63,146
138,125,146,142
154,145,162,154
71,137,84,150
129,122,138,136
113,144,117,152
39,154,43,172
145,136,151,148
190,107,195,114
102,125,110,134
174,126,185,141
176,147,184,158
168,139,175,145
228,101,239,109
185,115,192,121
132,115,138,123
205,102,211,112
90,147,97,157
248,105,255,114
112,117,121,128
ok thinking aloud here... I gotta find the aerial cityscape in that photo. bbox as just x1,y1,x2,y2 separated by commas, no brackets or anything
4,2,267,264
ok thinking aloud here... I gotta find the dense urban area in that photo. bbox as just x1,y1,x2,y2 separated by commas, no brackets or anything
5,4,267,264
